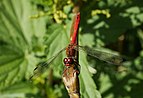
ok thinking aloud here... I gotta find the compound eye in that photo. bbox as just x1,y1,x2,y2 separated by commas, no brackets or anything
68,58,74,64
63,58,68,64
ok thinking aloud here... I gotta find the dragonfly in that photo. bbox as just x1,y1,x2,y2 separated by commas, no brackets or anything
30,12,123,97
62,13,80,98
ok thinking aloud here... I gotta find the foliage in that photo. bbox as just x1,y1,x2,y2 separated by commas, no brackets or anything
0,0,143,98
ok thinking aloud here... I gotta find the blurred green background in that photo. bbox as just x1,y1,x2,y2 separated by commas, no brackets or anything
0,0,143,98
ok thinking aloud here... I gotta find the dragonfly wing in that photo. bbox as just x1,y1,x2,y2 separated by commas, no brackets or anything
74,45,123,65
30,47,66,79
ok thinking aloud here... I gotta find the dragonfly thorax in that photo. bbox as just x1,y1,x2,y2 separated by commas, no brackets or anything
63,57,74,66
66,44,76,57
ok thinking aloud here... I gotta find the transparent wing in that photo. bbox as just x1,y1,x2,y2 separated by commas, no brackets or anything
74,45,123,65
30,47,66,79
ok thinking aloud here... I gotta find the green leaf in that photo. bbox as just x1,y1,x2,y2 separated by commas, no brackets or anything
0,0,46,90
79,52,101,98
0,82,38,98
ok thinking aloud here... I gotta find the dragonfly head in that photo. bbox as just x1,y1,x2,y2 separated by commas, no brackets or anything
63,57,74,66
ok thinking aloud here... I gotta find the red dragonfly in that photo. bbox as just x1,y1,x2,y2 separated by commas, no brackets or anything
62,13,80,98
30,13,123,79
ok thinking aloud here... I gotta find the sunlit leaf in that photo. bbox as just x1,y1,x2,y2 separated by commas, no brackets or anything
79,52,101,98
0,0,46,93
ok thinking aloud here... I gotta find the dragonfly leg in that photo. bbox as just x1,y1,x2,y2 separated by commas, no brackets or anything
73,61,80,75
